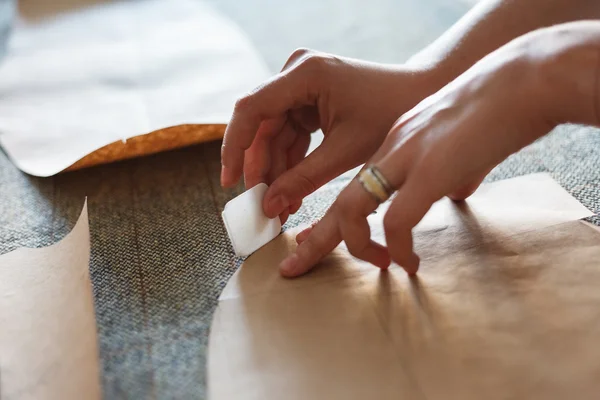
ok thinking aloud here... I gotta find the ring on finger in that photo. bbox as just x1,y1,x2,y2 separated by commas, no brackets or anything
357,164,394,204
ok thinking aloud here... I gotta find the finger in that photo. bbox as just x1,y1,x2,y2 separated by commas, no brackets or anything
289,200,303,215
289,106,320,136
296,219,319,244
243,117,286,189
339,210,390,269
221,69,317,186
327,176,391,269
267,122,297,185
286,130,311,171
243,137,269,190
351,141,429,274
447,167,493,201
296,228,311,244
263,132,363,218
265,123,297,219
280,210,341,278
280,209,290,225
221,64,320,187
281,48,321,71
285,131,311,217
383,175,434,275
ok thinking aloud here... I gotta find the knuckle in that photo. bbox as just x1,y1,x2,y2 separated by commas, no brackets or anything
289,170,318,197
234,93,254,112
289,47,314,61
346,241,366,259
297,53,326,72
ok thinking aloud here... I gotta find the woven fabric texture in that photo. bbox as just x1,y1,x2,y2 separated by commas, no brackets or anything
1,1,599,398
0,125,598,398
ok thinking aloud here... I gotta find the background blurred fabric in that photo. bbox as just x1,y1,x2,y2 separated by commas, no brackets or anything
0,0,14,58
0,1,598,399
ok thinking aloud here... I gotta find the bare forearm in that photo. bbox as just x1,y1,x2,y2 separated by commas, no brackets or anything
407,0,600,89
533,21,600,127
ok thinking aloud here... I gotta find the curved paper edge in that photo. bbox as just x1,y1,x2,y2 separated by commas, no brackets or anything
206,173,596,400
0,0,270,177
62,123,225,173
0,200,101,400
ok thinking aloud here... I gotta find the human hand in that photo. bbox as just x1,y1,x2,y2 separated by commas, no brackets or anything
220,49,441,223
280,30,564,277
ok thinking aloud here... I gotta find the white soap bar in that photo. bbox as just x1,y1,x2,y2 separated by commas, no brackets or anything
221,183,282,257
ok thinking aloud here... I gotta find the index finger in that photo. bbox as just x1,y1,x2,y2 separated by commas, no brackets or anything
279,208,341,278
221,69,319,187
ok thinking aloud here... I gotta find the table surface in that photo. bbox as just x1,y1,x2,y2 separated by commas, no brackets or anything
0,1,598,399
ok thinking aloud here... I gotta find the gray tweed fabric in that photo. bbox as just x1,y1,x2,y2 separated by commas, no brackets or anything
0,1,599,399
0,125,598,399
0,0,13,59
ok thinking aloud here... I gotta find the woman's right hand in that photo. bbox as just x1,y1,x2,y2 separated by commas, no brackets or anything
220,49,442,222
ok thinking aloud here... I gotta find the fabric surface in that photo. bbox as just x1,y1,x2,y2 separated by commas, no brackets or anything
0,1,599,399
0,124,598,399
0,0,14,59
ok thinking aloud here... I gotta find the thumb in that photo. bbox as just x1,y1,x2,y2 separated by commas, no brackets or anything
262,138,358,218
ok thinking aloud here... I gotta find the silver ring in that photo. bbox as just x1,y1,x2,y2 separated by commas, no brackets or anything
357,165,394,204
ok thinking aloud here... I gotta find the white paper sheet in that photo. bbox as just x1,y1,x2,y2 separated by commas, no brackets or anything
0,0,270,176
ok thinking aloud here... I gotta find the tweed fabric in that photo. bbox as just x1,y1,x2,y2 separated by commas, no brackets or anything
0,0,12,59
1,1,599,398
0,124,598,398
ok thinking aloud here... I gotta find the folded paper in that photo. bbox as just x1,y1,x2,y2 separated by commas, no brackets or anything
0,0,270,176
207,173,599,400
0,201,101,400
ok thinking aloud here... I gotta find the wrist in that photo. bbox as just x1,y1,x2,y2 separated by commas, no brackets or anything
533,22,600,127
403,56,458,98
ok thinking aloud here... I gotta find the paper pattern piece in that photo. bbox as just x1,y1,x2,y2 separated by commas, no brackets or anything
0,0,270,176
0,201,101,400
207,173,599,400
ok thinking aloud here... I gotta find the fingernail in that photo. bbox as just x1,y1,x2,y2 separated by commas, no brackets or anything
267,195,289,217
280,254,299,274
